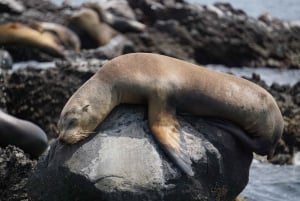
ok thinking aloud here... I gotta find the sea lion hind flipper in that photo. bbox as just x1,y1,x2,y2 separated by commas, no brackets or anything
148,101,194,176
207,119,260,153
163,135,194,176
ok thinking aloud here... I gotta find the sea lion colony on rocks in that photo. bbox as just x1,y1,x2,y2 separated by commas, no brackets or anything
0,0,299,200
0,1,143,60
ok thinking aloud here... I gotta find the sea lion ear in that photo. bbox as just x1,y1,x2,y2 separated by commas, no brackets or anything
82,104,90,112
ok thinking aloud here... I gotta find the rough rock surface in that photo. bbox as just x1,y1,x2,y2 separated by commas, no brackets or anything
0,0,300,67
0,65,95,140
0,145,36,201
28,106,253,201
0,0,25,14
127,0,300,68
0,0,300,200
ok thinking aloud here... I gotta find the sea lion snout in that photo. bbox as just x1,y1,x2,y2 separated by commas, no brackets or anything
58,103,98,144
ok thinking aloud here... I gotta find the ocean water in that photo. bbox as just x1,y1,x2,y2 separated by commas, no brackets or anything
191,0,300,20
207,65,300,86
241,160,300,201
53,0,300,20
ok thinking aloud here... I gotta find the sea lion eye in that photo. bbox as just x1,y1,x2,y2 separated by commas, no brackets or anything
82,104,90,112
67,118,78,129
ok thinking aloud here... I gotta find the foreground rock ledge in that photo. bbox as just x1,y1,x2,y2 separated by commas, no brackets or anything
28,106,252,201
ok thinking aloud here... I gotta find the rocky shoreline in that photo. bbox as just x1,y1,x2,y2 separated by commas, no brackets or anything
0,0,300,67
1,0,300,200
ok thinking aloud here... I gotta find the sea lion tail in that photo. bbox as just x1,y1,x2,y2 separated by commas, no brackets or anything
148,99,194,176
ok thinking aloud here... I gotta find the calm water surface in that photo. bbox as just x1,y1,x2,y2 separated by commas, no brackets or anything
241,160,300,201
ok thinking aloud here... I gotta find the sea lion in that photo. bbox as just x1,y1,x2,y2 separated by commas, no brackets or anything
0,22,64,57
67,8,118,48
57,53,284,176
0,110,48,158
83,2,146,33
28,21,81,51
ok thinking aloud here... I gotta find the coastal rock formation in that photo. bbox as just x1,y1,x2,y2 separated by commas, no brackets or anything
28,106,253,201
0,65,95,140
0,0,25,14
0,0,300,200
0,0,299,67
127,0,300,68
0,145,37,201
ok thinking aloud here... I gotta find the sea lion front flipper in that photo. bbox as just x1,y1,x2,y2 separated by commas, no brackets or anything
148,98,194,176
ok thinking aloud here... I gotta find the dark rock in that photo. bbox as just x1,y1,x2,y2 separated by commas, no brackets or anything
0,0,24,14
291,81,300,105
28,106,253,201
127,0,300,68
0,49,13,70
0,145,37,201
0,0,65,24
2,66,95,140
1,0,300,67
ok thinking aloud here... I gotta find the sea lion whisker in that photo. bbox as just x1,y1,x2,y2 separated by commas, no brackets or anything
80,132,95,135
81,130,96,134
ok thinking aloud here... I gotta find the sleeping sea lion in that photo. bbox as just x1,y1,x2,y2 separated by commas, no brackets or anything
0,22,64,57
28,21,81,51
57,53,284,176
67,8,118,48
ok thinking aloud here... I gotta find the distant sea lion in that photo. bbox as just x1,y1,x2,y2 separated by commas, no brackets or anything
28,21,81,51
0,22,64,57
0,110,48,158
83,2,146,32
67,8,118,48
58,53,284,176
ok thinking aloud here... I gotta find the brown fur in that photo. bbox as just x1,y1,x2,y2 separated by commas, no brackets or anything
0,22,64,57
67,8,118,46
58,53,284,176
29,21,81,51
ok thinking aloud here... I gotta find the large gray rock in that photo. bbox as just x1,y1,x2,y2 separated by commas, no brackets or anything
28,106,253,201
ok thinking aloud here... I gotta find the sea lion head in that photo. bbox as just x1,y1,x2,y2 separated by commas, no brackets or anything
57,100,99,144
